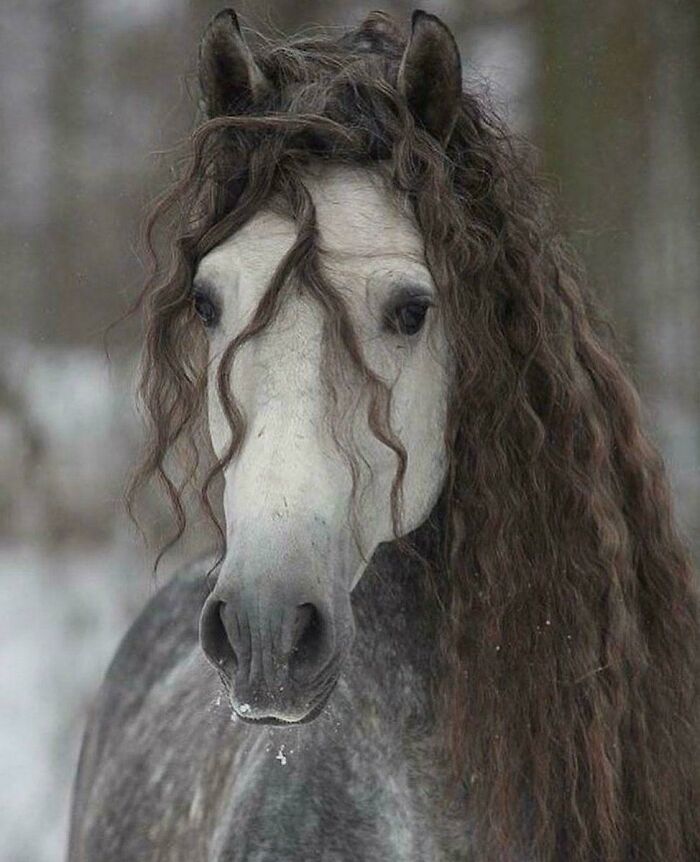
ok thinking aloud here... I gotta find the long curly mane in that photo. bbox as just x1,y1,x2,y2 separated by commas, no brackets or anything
128,11,700,860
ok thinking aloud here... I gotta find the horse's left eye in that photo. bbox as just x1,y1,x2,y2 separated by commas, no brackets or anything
192,290,219,328
385,300,431,336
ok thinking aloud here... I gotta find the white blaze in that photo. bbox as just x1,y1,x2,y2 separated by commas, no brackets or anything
196,164,449,589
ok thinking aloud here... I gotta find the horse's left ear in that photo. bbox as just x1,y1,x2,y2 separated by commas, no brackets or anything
198,8,270,118
397,10,462,144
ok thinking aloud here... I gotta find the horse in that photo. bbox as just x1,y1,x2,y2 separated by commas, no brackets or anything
67,9,700,861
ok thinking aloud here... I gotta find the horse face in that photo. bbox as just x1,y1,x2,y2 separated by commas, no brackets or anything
198,164,449,723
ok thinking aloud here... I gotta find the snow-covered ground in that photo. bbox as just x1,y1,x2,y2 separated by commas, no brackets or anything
0,541,149,862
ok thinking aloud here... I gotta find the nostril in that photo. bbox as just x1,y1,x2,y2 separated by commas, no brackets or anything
199,599,238,675
289,603,325,679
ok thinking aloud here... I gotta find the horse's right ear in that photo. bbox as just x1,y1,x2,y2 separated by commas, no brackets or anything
198,9,270,118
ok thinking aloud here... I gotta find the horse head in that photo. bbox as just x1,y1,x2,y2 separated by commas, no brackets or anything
195,9,460,723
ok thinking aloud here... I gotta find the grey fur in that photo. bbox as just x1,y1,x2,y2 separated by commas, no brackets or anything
67,520,475,861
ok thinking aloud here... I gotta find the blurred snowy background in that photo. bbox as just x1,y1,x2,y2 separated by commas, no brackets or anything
1,1,698,860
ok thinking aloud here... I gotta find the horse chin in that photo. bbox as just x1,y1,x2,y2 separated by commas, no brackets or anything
229,675,339,726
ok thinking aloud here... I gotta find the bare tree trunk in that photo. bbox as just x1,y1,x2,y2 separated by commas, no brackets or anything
534,0,655,363
42,0,89,344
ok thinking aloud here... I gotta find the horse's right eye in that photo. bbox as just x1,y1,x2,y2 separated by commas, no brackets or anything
192,289,220,328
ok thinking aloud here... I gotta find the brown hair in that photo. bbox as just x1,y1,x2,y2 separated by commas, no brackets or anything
128,12,700,861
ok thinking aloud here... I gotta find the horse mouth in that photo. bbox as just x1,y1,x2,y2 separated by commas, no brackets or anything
230,673,340,726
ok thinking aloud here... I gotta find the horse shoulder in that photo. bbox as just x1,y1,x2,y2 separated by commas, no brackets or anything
67,558,218,861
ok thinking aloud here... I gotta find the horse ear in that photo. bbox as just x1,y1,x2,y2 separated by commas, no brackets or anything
198,8,270,118
397,10,462,144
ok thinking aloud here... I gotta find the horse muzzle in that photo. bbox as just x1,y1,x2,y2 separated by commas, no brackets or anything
199,573,352,724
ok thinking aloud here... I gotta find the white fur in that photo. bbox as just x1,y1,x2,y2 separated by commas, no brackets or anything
196,165,449,592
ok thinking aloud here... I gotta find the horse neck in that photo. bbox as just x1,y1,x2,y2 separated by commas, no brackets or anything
348,510,446,714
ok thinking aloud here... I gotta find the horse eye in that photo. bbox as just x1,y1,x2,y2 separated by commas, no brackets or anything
192,289,219,328
385,300,431,336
